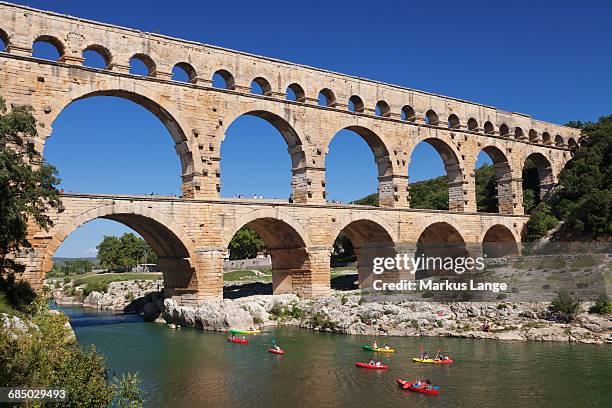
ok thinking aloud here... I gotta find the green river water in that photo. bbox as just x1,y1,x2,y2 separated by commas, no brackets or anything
60,305,611,408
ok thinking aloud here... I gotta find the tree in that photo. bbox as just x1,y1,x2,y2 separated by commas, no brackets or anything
96,236,122,269
475,164,498,213
97,233,157,270
522,159,540,214
0,97,61,278
521,203,560,242
523,114,612,240
228,227,265,260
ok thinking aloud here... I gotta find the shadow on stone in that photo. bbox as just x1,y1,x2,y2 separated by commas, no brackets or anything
223,282,272,299
331,274,358,291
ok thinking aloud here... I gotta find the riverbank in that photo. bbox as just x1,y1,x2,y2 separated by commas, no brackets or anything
162,293,612,344
48,270,612,344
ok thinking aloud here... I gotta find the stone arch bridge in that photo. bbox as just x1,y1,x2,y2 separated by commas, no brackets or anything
0,2,579,304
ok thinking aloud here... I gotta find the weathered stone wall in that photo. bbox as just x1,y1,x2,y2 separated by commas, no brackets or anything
0,2,576,210
0,2,578,303
20,194,528,304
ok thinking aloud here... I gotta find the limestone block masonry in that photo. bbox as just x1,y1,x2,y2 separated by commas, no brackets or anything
0,2,580,304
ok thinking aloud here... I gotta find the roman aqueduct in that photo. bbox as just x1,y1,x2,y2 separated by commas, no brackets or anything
0,2,581,304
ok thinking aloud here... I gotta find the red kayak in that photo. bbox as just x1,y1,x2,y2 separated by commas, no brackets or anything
355,362,388,370
227,337,249,344
397,379,440,395
268,347,285,355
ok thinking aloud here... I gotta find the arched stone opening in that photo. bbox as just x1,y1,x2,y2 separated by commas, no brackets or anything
484,121,494,135
409,138,465,211
48,89,192,196
325,126,393,206
482,225,519,258
212,69,236,90
475,146,514,214
416,222,468,278
375,100,391,117
424,109,439,125
251,77,272,96
32,35,64,61
522,152,554,212
499,124,509,137
448,114,460,129
286,83,305,102
83,44,112,69
467,117,479,131
129,53,156,76
0,28,8,51
401,105,416,122
333,219,396,289
568,138,577,149
348,95,364,113
39,205,198,300
318,88,336,107
225,217,315,297
172,62,197,83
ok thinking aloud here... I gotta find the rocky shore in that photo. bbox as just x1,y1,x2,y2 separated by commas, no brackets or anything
48,276,611,344
51,278,164,320
162,293,612,344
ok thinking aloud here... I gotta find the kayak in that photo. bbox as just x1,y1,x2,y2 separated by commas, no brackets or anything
412,358,454,365
355,362,388,370
268,348,285,355
229,329,260,335
227,337,249,344
363,345,395,353
397,379,440,395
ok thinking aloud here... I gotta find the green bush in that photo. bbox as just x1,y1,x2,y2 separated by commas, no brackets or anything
0,296,143,407
522,203,560,242
550,290,581,321
82,281,109,297
589,294,611,315
0,274,36,312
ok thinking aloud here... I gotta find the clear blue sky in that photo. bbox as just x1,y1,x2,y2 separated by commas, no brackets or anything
11,0,611,257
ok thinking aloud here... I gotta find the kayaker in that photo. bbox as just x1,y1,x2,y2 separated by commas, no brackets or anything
372,340,378,349
425,379,433,390
420,351,429,359
434,351,442,360
231,334,236,340
384,343,390,349
414,378,422,388
375,361,382,367
273,344,281,351
369,359,375,365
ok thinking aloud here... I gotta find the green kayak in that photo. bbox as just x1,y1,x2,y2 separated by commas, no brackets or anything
229,329,260,335
363,345,395,353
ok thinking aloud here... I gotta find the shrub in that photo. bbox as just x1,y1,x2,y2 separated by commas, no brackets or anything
309,312,337,331
589,294,611,315
0,295,143,407
522,203,560,242
550,290,581,321
0,274,36,312
421,291,434,298
82,281,109,297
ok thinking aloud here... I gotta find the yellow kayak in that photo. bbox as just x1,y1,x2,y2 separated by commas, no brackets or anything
412,357,454,365
363,345,395,353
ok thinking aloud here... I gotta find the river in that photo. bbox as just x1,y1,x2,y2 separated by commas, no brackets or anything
59,305,611,407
